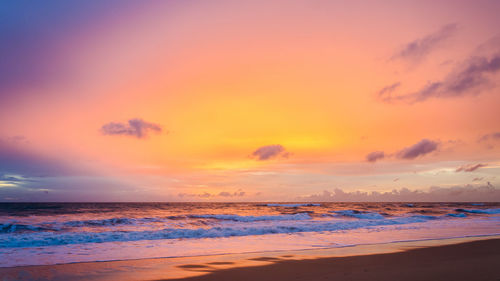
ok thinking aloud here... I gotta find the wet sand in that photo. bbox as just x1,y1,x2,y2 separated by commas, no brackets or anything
1,237,499,281
167,238,500,281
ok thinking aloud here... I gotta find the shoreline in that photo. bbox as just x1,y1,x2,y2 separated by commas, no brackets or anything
1,235,499,280
2,233,500,268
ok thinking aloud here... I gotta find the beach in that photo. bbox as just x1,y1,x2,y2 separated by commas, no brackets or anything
1,237,499,281
169,238,500,281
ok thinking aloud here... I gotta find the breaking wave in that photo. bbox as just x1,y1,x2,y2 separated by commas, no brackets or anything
189,213,311,222
455,208,500,214
0,215,445,248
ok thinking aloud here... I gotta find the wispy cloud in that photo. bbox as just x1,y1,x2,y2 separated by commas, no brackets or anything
251,145,290,161
376,82,401,102
365,139,439,162
380,39,500,103
366,151,385,162
456,163,487,172
100,118,162,139
391,23,458,62
396,139,439,160
410,53,500,102
479,132,500,142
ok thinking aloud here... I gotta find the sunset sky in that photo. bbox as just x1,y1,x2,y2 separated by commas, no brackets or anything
1,0,500,202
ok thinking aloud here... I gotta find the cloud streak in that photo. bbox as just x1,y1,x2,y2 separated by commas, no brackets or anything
101,118,162,139
366,151,385,162
367,139,439,162
251,145,290,161
456,163,487,172
392,23,458,62
396,139,439,160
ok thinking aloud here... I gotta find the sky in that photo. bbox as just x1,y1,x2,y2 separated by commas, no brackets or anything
1,0,500,202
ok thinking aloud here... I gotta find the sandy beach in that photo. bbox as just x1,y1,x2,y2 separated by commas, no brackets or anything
1,237,499,281
166,238,500,281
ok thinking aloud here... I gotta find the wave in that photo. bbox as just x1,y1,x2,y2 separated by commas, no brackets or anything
0,223,55,234
62,217,167,228
264,203,321,207
1,217,168,233
455,208,500,214
190,213,311,222
63,217,137,227
0,215,442,248
331,210,385,219
447,213,467,218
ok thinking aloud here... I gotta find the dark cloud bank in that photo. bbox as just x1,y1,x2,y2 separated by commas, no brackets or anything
101,118,162,138
299,184,500,202
178,190,246,198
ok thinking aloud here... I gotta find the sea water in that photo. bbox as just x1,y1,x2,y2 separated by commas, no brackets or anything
0,202,499,267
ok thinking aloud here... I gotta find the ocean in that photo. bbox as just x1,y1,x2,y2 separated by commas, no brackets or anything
1,202,499,267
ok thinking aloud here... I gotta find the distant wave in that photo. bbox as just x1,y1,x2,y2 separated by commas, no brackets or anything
63,217,167,227
455,208,500,214
331,210,385,219
263,203,321,207
64,217,136,227
189,213,311,222
0,223,55,234
447,213,467,218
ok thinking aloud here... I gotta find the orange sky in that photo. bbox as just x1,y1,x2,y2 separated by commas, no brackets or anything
1,0,500,201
